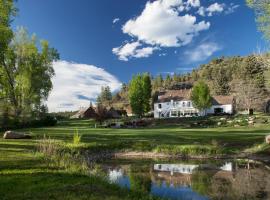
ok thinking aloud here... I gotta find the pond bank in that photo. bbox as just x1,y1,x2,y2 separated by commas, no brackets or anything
85,150,270,165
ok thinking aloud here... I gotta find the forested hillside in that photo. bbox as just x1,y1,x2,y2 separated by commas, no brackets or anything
112,54,270,112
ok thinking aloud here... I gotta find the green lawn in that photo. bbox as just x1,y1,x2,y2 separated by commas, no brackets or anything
0,118,269,199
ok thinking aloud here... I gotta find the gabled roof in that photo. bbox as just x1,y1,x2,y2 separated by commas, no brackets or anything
156,90,234,105
157,90,191,103
212,96,234,105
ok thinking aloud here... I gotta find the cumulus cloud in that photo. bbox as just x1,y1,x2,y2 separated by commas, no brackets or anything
184,42,221,63
47,61,121,112
187,0,200,8
198,3,239,17
113,0,210,61
113,0,238,61
112,41,158,61
122,0,210,47
113,18,120,24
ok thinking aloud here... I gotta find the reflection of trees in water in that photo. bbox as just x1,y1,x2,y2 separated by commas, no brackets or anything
191,171,212,196
128,165,152,194
191,163,270,200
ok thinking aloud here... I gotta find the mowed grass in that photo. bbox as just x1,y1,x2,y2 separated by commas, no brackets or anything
15,119,270,152
0,118,269,200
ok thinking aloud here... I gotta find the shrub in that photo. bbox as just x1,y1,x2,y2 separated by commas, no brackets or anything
38,136,89,174
73,129,82,145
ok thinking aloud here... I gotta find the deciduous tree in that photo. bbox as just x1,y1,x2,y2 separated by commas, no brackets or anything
191,81,212,113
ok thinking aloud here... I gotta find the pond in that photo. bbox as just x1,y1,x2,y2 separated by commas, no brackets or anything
99,159,270,200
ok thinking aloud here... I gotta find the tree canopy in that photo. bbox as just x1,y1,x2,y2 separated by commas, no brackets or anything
247,0,270,41
191,81,212,112
129,73,152,117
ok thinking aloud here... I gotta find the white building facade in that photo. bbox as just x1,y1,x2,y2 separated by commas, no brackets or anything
154,90,234,119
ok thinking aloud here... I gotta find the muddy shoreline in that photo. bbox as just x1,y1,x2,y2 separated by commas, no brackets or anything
85,150,270,164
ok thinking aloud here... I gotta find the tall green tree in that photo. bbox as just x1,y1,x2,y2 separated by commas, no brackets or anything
142,73,152,113
128,74,144,117
152,74,163,90
191,81,212,113
96,86,112,106
247,0,270,41
0,27,59,120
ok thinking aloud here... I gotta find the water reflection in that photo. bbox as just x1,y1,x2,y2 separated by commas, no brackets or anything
103,160,270,200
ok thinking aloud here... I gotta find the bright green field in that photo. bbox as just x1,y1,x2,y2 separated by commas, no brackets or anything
0,118,269,200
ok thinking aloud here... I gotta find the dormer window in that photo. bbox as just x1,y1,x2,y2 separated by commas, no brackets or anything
158,104,162,109
182,102,186,107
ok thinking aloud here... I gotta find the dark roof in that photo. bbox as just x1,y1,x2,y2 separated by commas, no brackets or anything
212,96,234,105
156,90,234,105
156,90,191,103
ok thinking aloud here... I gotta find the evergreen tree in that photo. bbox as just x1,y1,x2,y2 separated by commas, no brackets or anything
164,74,172,89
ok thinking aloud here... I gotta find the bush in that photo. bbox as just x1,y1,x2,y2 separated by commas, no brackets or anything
73,130,82,145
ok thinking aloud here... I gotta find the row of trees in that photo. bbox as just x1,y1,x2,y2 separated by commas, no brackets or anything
0,0,58,128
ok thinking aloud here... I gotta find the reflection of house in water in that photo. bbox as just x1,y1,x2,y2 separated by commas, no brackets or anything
154,162,234,175
109,168,124,182
152,162,235,187
154,164,199,175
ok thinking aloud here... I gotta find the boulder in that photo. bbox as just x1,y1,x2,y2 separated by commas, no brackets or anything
266,135,270,144
3,131,31,139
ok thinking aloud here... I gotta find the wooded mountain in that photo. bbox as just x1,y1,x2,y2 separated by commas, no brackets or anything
111,54,270,113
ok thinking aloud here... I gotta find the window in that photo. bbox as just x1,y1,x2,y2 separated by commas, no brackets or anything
171,111,177,117
182,102,186,107
158,104,162,109
187,102,191,107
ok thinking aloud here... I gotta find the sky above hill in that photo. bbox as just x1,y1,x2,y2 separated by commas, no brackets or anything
13,0,267,112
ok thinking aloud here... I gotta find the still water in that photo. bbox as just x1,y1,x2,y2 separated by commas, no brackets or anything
100,159,270,200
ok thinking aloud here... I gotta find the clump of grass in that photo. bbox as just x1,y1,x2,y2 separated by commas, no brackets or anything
73,129,82,145
38,135,89,174
244,143,270,154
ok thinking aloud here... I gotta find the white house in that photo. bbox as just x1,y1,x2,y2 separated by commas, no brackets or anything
154,90,234,118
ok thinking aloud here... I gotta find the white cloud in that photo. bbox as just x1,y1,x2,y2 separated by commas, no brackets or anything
47,61,121,112
113,0,210,61
112,41,158,61
113,18,120,24
198,3,239,17
113,0,238,61
187,0,200,8
184,42,221,63
225,3,239,15
206,3,225,16
122,0,210,47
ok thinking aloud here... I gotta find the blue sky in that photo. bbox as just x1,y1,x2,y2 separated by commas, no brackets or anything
13,0,267,111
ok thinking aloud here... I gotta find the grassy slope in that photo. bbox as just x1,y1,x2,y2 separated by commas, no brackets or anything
0,118,269,199
18,119,270,153
0,140,157,200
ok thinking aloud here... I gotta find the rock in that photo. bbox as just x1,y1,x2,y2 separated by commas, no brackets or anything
217,122,222,126
220,118,226,121
248,121,254,125
234,124,240,128
266,135,270,144
227,120,233,124
3,131,31,139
